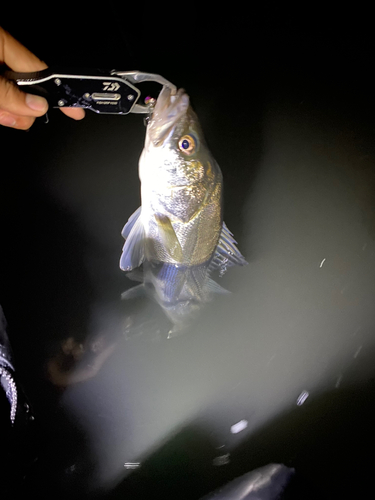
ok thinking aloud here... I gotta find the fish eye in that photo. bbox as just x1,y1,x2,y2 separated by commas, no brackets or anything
178,135,196,155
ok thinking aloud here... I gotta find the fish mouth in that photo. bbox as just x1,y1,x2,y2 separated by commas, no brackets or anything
147,86,189,146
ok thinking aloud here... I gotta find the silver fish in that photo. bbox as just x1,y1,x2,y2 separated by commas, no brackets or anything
120,86,247,333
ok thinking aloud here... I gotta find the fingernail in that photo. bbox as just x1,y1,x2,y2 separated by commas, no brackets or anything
0,114,16,127
25,93,48,111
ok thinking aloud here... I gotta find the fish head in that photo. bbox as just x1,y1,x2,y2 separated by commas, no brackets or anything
140,86,220,194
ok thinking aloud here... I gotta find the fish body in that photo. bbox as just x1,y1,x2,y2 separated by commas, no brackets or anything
120,86,247,332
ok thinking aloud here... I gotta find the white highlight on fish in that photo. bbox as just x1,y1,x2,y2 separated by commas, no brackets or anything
230,419,248,434
119,86,247,333
319,258,326,268
296,390,309,406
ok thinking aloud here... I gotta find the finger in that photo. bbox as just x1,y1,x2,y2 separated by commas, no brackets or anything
0,27,47,71
0,28,85,123
0,109,35,130
60,108,86,120
0,76,48,117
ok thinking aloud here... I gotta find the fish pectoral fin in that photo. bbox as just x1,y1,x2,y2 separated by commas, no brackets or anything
204,278,231,295
121,284,146,300
154,213,183,262
120,213,145,271
121,206,142,239
208,221,248,275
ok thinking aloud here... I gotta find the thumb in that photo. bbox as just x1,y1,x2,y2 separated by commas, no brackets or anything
0,75,48,117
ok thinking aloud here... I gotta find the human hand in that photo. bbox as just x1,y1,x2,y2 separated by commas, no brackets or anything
0,27,85,130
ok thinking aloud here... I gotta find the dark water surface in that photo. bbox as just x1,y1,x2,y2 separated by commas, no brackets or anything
1,10,375,499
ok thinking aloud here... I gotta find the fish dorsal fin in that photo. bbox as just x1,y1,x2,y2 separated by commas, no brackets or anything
154,213,183,262
119,211,145,271
209,222,248,276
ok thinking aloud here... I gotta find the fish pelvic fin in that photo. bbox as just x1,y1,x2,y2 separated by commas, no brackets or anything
126,268,144,282
121,284,146,300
